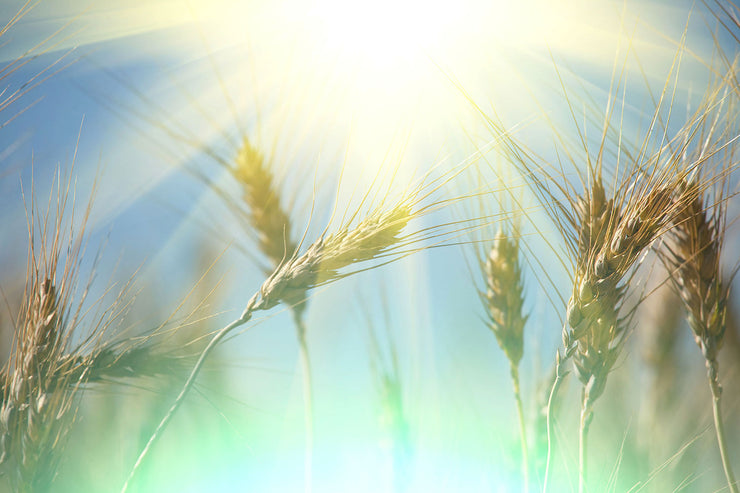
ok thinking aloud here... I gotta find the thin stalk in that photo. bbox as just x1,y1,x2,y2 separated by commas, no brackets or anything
543,349,570,493
120,293,261,493
578,399,593,493
295,313,314,493
511,364,529,493
709,372,739,493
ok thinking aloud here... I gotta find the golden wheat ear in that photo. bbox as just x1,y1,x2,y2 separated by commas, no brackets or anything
0,150,211,491
1,274,68,493
231,136,416,493
256,202,413,311
0,174,84,491
0,161,122,491
232,138,298,269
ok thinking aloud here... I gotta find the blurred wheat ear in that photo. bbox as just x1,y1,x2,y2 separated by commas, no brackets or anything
233,139,298,268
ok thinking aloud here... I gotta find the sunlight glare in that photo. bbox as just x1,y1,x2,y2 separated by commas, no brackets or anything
311,0,464,70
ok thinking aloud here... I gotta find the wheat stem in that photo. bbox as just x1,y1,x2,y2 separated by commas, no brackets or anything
709,364,739,493
511,364,529,493
295,313,314,493
543,348,569,493
234,138,316,492
578,398,593,493
712,395,738,493
120,293,261,493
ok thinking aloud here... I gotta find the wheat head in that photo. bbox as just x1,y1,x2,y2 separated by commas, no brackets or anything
233,139,298,268
483,228,527,369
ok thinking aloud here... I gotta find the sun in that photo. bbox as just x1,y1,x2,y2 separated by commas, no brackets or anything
309,0,465,70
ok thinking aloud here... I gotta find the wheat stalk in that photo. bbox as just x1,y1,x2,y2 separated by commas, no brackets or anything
368,314,412,493
481,226,529,492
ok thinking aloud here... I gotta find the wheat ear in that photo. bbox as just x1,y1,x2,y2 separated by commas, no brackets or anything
481,227,529,492
571,177,677,493
1,164,138,491
663,179,738,493
233,139,298,267
1,277,72,493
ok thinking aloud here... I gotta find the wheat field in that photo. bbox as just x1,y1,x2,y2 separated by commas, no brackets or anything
1,1,739,492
